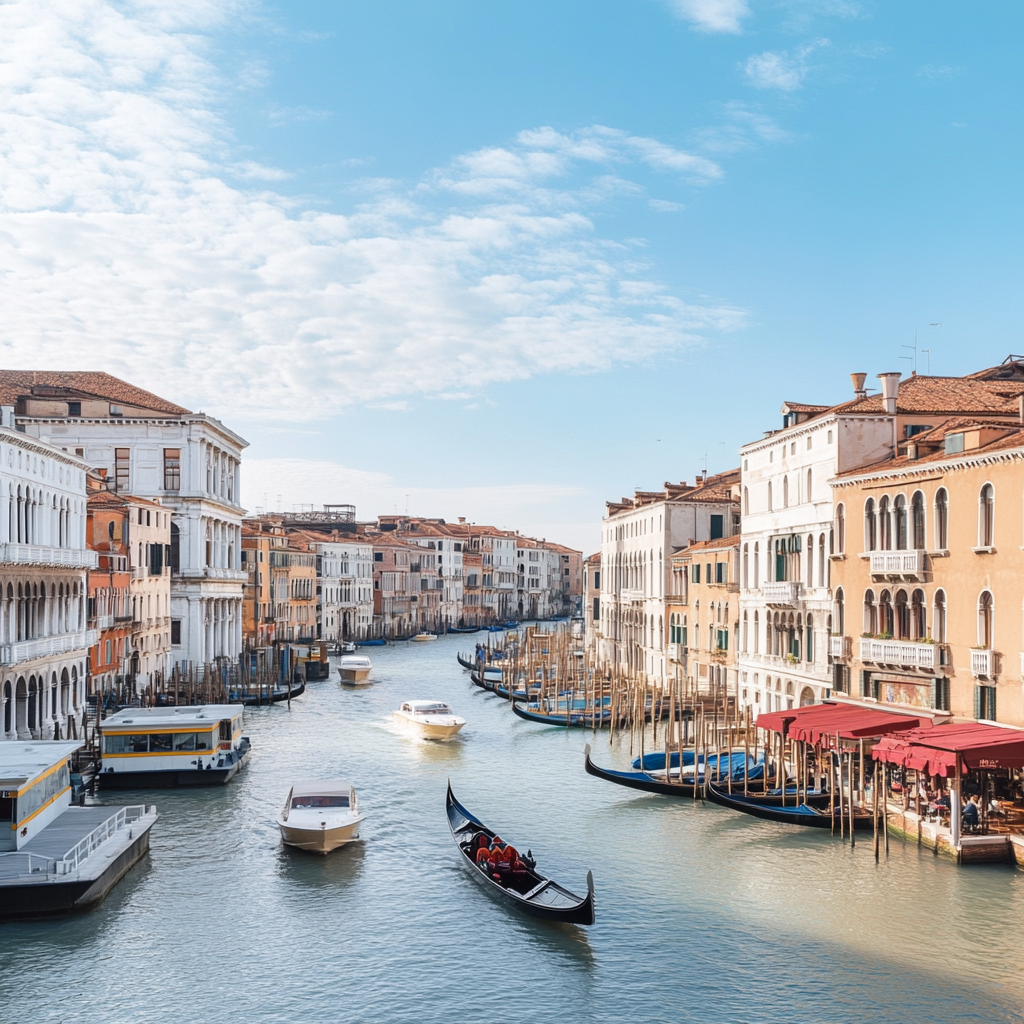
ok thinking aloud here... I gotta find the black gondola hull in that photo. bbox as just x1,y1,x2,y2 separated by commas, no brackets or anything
446,783,595,925
707,783,874,830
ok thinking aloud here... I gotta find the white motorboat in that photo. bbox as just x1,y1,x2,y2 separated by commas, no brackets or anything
338,655,373,685
392,700,466,741
340,641,357,654
411,632,438,643
277,779,364,854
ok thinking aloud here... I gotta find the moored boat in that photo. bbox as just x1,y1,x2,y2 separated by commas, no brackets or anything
338,655,373,685
357,637,386,647
276,780,364,854
411,632,438,643
706,782,873,829
446,782,594,926
98,705,250,787
512,700,612,729
448,625,482,634
457,653,477,670
393,701,466,740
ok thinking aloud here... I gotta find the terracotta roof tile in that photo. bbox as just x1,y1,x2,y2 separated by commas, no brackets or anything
0,371,190,415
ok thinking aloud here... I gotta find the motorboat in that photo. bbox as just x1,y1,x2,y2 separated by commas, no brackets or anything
338,655,373,685
276,779,364,854
392,700,466,740
411,632,438,643
340,641,357,654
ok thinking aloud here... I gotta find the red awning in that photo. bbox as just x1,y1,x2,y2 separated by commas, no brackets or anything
872,722,1024,776
756,702,922,744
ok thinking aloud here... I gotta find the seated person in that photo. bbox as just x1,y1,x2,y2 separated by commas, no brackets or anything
962,797,980,828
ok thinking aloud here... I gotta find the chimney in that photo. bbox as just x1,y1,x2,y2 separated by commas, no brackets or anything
906,442,918,461
850,372,867,398
877,372,900,415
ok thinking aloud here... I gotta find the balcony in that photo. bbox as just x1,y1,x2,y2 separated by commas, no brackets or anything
868,550,926,581
971,648,996,680
620,589,644,603
829,635,852,660
763,581,801,607
179,567,248,582
0,629,99,666
859,638,937,671
0,543,98,570
94,614,115,630
668,643,683,662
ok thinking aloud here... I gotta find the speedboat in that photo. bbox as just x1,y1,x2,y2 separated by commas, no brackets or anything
276,780,364,853
392,700,466,740
411,632,438,643
340,641,357,654
339,655,373,685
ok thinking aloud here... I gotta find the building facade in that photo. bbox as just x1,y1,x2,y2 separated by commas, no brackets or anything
3,372,248,669
0,418,96,741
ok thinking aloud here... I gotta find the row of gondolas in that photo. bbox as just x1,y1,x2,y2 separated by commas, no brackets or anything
454,650,878,929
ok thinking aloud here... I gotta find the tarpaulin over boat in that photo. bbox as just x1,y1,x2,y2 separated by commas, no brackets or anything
871,722,1024,776
756,702,923,743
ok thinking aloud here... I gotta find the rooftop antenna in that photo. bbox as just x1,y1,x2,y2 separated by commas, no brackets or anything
901,331,918,374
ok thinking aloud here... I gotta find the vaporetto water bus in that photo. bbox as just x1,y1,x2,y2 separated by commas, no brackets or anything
0,742,157,918
98,705,251,788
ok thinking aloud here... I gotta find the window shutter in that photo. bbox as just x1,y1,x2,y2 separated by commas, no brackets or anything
973,685,982,721
990,686,997,722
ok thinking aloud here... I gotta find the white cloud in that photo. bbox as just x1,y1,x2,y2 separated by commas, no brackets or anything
0,0,747,423
649,199,685,212
917,64,963,82
667,0,750,34
744,40,830,91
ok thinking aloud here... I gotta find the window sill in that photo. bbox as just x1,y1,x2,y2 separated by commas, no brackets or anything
972,546,996,555
830,554,846,561
929,549,949,558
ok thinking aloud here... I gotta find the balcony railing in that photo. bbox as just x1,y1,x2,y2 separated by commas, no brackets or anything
0,543,98,570
94,614,115,630
620,589,644,603
0,629,99,666
971,648,996,679
667,643,683,663
868,550,926,579
859,638,937,671
829,635,852,660
763,581,800,606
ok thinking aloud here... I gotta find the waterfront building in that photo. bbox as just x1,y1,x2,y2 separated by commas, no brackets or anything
461,547,484,625
241,521,276,646
671,535,740,698
0,415,96,742
370,534,417,637
2,372,248,668
830,413,1024,726
599,471,740,686
583,552,601,658
306,535,373,641
737,368,1024,717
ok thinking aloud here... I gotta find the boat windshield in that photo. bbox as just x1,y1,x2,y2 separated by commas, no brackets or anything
292,795,350,809
416,704,451,715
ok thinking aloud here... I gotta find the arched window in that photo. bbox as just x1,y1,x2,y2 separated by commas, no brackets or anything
911,491,926,550
743,544,749,589
835,587,845,636
806,614,814,663
894,495,908,550
935,488,948,550
783,476,789,508
836,503,845,554
979,484,995,547
879,496,891,550
753,611,759,653
743,487,749,517
863,588,875,635
807,534,814,587
894,589,909,639
742,611,748,652
911,589,926,640
753,542,759,589
864,498,877,551
767,481,773,512
806,468,812,503
879,589,894,637
933,589,946,644
819,534,826,588
978,591,994,648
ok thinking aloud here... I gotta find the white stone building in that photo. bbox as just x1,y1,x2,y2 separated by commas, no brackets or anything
313,538,373,641
2,372,247,669
598,472,741,686
0,411,97,741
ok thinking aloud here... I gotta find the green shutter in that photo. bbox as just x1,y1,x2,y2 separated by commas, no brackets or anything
973,685,982,721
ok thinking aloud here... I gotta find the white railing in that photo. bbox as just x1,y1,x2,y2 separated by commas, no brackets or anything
620,589,644,602
668,643,682,662
0,629,99,666
205,568,247,581
971,648,995,679
829,635,851,660
859,638,936,670
95,614,115,630
0,543,98,569
868,550,925,576
763,581,800,605
56,805,149,875
0,851,54,880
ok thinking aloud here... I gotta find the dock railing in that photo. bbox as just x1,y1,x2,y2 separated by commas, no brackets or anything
0,851,55,880
57,805,150,874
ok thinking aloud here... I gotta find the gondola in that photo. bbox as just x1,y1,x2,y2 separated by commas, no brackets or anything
231,678,305,707
706,782,874,829
457,653,477,671
449,626,482,634
470,671,492,692
357,638,386,647
512,701,612,729
446,782,595,926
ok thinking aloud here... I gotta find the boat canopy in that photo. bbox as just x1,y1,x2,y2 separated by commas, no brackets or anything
757,702,924,743
289,779,354,798
872,722,1024,777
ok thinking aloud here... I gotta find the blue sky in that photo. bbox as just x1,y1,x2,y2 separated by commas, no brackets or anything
1,1,1021,552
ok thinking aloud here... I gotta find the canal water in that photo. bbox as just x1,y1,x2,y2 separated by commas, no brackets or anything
2,635,1023,1023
